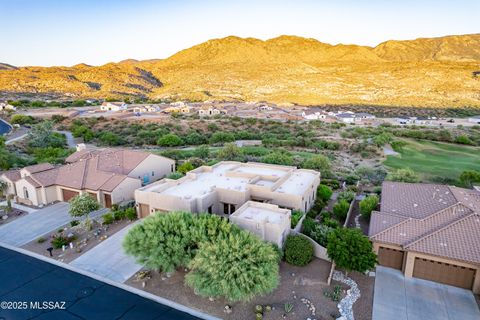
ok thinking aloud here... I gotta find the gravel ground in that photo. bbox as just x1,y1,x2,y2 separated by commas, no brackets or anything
345,201,370,236
348,271,375,320
126,258,342,320
22,218,131,264
0,208,27,226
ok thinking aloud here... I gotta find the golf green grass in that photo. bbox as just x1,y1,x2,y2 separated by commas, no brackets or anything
383,139,480,181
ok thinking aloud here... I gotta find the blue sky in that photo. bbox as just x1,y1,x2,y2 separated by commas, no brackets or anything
1,0,478,66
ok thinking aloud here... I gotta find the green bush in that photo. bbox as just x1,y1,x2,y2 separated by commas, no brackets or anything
302,217,317,235
166,172,184,180
157,134,184,147
284,235,313,266
125,207,137,221
337,191,355,203
323,217,340,229
102,213,114,225
327,228,377,273
51,235,69,249
37,237,46,243
359,195,379,220
304,223,334,247
317,184,333,202
291,210,303,229
113,209,126,221
185,231,279,302
333,200,350,221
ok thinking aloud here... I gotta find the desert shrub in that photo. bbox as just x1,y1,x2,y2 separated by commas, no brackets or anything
113,209,126,221
327,228,377,273
125,207,137,221
37,237,46,243
305,223,334,247
359,195,379,220
337,191,355,203
302,217,317,235
321,179,340,190
386,168,419,183
51,235,69,249
333,200,350,221
291,210,303,229
157,134,184,147
166,172,184,180
317,184,333,202
302,154,331,175
185,231,279,302
323,217,340,229
284,235,313,266
102,213,114,225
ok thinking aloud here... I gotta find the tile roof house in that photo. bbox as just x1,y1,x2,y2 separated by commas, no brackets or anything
1,149,175,208
370,181,480,293
100,102,128,111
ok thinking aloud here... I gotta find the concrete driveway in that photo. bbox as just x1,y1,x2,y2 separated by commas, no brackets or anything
0,202,107,247
373,266,480,320
70,222,142,283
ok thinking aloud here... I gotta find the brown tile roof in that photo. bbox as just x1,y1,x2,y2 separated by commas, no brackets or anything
22,163,55,174
370,182,480,265
21,148,157,192
380,181,457,219
1,169,21,182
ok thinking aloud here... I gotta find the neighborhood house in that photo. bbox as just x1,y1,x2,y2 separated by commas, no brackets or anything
370,181,480,293
134,161,320,218
100,102,128,111
0,149,175,208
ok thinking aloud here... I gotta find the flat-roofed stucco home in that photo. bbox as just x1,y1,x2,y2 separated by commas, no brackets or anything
230,201,291,248
0,149,175,208
100,102,128,111
370,181,480,293
135,161,320,218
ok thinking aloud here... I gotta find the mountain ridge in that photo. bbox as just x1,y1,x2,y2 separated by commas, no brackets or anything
1,34,479,107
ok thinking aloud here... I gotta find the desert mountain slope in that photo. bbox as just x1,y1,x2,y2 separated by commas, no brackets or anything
1,34,479,107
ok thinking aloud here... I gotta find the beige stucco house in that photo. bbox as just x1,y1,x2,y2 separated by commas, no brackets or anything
230,201,291,248
1,149,175,208
100,102,128,111
370,182,480,293
135,161,320,218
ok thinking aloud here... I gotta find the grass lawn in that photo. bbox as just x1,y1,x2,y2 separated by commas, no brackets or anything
383,139,480,182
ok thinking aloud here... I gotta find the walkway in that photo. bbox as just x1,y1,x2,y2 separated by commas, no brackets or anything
70,222,142,283
0,247,203,320
373,266,480,320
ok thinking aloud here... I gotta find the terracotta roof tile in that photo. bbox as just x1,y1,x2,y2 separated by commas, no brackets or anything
2,169,21,182
371,182,480,266
23,163,55,174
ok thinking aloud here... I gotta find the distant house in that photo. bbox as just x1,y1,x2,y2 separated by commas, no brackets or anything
396,116,413,125
336,113,356,123
100,102,128,111
164,106,190,114
468,115,480,124
258,105,273,111
302,108,327,120
354,112,376,120
0,102,16,111
198,105,226,116
146,105,161,112
0,149,175,208
133,106,148,114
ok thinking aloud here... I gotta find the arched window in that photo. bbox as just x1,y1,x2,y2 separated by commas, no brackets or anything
23,186,29,199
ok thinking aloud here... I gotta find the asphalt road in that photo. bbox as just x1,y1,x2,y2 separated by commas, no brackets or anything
0,247,202,320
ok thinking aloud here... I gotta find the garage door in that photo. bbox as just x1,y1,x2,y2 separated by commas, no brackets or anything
138,203,150,218
378,247,404,270
413,257,476,290
62,189,79,202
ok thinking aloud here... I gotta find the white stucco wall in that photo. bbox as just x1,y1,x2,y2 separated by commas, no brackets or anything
128,154,175,184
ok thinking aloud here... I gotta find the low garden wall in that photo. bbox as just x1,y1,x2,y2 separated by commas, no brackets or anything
290,230,331,262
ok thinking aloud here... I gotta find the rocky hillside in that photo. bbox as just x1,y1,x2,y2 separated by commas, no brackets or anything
1,34,479,107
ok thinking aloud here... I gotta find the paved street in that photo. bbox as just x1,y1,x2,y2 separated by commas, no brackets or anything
0,202,107,246
373,266,480,320
70,222,142,283
0,247,202,320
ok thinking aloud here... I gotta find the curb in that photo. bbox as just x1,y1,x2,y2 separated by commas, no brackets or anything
0,241,222,320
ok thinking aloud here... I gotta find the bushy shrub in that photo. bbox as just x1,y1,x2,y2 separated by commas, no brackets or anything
323,217,340,229
359,195,379,220
51,235,69,249
337,191,355,203
302,217,317,235
185,231,280,302
317,184,333,202
327,228,377,273
305,223,334,247
333,200,350,221
291,210,303,229
113,209,126,221
284,235,313,266
166,172,184,180
125,207,137,221
386,168,419,183
102,213,114,225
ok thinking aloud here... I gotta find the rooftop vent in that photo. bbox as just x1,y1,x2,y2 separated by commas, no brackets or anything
399,232,407,237
439,242,448,247
413,204,418,207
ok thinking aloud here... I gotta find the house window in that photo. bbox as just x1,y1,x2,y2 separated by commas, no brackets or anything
223,203,236,215
152,171,155,176
171,164,174,172
207,205,213,214
23,187,29,199
305,202,307,212
223,203,229,215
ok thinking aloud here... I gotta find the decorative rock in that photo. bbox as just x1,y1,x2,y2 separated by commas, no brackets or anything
224,305,232,314
332,271,360,320
2,214,8,220
208,297,215,302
